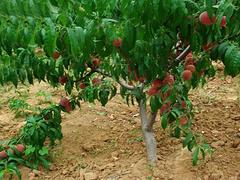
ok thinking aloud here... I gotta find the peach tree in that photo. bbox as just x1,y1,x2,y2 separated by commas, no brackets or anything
0,0,240,177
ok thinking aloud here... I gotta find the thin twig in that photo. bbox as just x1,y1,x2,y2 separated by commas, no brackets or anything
169,45,191,68
176,45,191,61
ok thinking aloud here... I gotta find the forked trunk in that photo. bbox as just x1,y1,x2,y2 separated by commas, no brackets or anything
139,100,157,165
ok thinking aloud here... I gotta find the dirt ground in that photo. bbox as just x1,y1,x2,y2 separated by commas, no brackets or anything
0,71,240,180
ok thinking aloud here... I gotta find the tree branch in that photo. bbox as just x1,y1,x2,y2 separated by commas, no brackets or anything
169,45,191,68
95,68,135,90
118,79,135,90
176,45,191,61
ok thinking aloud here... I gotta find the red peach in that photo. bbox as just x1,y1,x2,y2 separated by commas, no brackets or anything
160,102,171,115
60,97,70,107
199,11,216,25
53,51,60,60
58,76,68,85
185,65,196,73
152,79,161,88
186,52,193,59
180,118,188,125
16,144,25,153
221,16,227,28
162,74,175,86
92,78,101,86
64,105,72,113
79,83,87,89
182,70,192,81
181,101,187,109
147,87,159,96
0,150,7,159
92,58,101,67
112,38,122,48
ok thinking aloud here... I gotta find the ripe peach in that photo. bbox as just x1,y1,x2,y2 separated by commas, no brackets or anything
112,38,122,48
199,11,216,25
186,52,193,59
181,101,187,109
221,16,227,28
92,78,101,86
79,83,86,89
58,76,68,85
147,87,159,96
0,150,7,159
162,74,175,86
53,50,60,60
185,59,194,66
182,70,192,81
92,58,101,67
16,144,25,153
64,105,72,113
60,97,70,107
180,117,188,125
185,53,194,66
160,102,171,115
185,65,196,73
152,79,161,88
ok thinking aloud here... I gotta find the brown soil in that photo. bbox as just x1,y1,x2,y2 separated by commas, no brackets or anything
0,72,240,180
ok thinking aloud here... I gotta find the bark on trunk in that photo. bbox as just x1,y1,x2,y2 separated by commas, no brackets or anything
139,100,157,165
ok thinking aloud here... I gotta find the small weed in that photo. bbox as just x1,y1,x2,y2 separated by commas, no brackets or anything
8,98,31,118
35,90,52,104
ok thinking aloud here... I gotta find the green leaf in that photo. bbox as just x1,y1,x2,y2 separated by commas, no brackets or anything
99,89,110,106
39,156,50,169
218,42,229,59
170,108,182,119
39,147,48,156
44,18,57,57
205,0,213,16
110,86,117,99
183,133,193,148
190,32,202,52
67,26,85,58
65,80,74,94
0,171,4,179
161,113,168,129
187,138,196,152
25,145,35,155
10,69,18,87
150,96,161,113
26,69,34,84
192,147,200,166
173,126,181,138
123,22,136,51
200,148,206,160
223,46,240,77
7,164,21,180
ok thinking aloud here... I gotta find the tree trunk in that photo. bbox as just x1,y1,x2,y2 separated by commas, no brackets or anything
139,100,157,165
